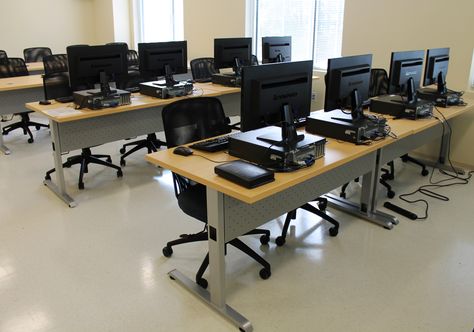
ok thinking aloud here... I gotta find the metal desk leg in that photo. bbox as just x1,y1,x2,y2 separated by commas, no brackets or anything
0,122,11,155
414,131,465,175
168,188,253,332
43,121,76,208
325,150,399,229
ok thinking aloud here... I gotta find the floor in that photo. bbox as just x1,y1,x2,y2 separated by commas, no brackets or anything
0,114,473,332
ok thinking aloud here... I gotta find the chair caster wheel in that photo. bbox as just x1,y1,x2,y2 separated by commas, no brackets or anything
275,236,286,247
329,227,338,237
260,234,270,245
340,192,346,199
401,155,408,162
117,170,123,178
120,159,126,166
35,125,41,130
169,275,175,280
387,190,395,199
28,138,34,143
317,200,327,211
107,157,112,163
259,268,271,280
44,174,51,181
421,169,429,176
387,174,395,180
119,147,126,154
78,182,84,190
197,277,208,289
162,246,173,257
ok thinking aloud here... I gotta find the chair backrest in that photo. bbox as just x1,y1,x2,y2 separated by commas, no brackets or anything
0,58,29,78
162,97,231,148
0,50,8,65
190,57,217,80
107,42,129,50
23,47,52,62
251,54,259,66
127,49,139,69
43,54,68,75
369,68,389,97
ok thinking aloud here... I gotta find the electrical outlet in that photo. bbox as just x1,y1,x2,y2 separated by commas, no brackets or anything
311,90,316,100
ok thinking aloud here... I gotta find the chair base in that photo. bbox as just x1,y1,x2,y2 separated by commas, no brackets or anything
276,198,339,246
44,147,122,190
119,133,165,166
2,113,49,143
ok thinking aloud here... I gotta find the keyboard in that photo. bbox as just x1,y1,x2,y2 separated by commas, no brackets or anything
190,134,233,152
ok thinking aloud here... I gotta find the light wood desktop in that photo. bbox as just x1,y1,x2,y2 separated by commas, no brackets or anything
26,61,44,74
0,74,44,154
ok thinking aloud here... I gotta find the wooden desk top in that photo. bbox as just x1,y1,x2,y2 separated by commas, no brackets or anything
145,136,384,204
25,83,238,123
26,62,44,72
0,74,43,92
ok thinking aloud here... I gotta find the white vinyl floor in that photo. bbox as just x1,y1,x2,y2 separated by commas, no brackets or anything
0,114,473,332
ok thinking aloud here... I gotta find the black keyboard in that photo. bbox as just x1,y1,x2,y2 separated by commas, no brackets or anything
190,134,233,152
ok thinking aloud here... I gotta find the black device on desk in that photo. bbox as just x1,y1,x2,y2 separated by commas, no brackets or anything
67,44,131,109
417,48,463,107
370,50,434,119
212,37,252,87
306,54,388,144
139,80,193,99
190,133,234,152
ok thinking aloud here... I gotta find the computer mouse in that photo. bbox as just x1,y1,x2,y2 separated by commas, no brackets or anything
39,100,51,105
173,146,193,156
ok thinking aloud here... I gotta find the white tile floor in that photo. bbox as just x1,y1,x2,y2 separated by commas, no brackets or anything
1,114,473,332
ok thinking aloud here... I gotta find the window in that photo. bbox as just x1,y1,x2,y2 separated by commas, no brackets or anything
247,0,345,69
136,0,184,43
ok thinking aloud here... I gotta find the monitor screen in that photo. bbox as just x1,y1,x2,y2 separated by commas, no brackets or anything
214,38,252,69
388,50,424,94
67,44,128,91
240,60,313,132
324,54,372,113
138,41,188,79
262,36,291,63
423,47,449,86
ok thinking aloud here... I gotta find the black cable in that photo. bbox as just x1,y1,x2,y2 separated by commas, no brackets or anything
192,154,228,163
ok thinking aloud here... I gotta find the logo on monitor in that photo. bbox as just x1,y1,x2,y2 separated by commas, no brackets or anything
273,92,297,100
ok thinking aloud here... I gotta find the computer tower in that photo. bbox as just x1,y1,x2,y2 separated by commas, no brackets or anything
370,94,434,119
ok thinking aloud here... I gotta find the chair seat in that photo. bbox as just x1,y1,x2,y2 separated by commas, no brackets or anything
177,183,207,223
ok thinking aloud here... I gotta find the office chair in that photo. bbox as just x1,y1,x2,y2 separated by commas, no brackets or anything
1,58,49,143
251,54,259,66
161,97,271,288
190,57,217,80
42,55,122,189
127,50,139,71
0,50,7,65
23,47,52,62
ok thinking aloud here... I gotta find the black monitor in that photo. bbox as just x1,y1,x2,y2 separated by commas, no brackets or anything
324,54,372,121
423,47,449,95
67,44,128,93
214,38,252,74
388,50,424,103
262,36,291,63
138,41,188,85
240,60,313,132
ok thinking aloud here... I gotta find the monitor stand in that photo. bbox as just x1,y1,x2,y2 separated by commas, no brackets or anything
417,72,462,107
331,89,366,124
88,72,117,97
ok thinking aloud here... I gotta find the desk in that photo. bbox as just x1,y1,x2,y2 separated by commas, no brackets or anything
0,74,44,154
25,83,241,207
26,61,44,74
144,134,394,331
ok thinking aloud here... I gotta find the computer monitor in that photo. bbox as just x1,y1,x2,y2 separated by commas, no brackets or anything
388,50,424,102
214,38,252,74
423,47,449,95
262,36,291,63
240,60,313,132
324,54,372,121
67,44,128,93
138,41,188,84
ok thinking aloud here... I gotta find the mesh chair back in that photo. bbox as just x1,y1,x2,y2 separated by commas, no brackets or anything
127,50,139,70
251,55,259,66
23,47,52,62
0,50,8,65
42,54,71,100
190,57,217,80
369,68,389,97
162,97,231,148
43,54,68,75
0,58,29,78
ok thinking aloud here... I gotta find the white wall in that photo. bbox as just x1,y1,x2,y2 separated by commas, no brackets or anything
0,0,96,57
342,0,474,166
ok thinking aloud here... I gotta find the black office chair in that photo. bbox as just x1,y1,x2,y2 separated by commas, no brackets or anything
161,97,271,288
1,58,49,143
42,55,122,190
251,54,259,66
23,47,52,62
127,49,139,71
0,50,8,65
190,57,218,80
41,54,72,100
